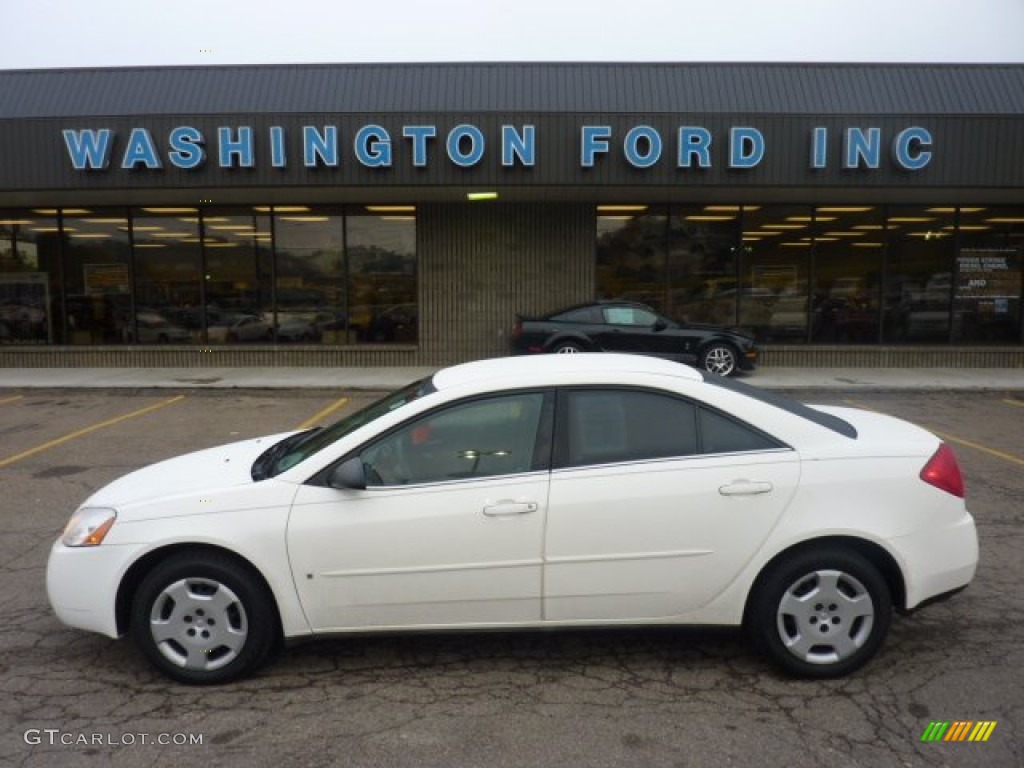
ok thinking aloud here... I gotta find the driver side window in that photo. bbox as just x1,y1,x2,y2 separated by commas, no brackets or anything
602,306,657,326
360,392,548,486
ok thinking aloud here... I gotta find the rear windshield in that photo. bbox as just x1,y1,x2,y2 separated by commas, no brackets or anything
701,372,858,439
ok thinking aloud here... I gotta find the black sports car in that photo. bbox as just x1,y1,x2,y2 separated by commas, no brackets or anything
510,300,758,376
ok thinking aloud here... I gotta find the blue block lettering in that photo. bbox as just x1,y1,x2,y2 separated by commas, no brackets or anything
168,126,205,170
63,129,114,170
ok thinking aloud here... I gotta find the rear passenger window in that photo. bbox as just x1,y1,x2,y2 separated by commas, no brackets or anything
564,390,697,467
698,408,781,454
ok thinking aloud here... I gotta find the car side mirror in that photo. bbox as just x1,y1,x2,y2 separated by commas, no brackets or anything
652,319,668,331
328,457,367,490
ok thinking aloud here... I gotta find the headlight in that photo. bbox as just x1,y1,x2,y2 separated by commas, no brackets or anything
61,507,117,547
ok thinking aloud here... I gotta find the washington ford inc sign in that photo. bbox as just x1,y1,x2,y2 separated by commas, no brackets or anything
61,123,934,173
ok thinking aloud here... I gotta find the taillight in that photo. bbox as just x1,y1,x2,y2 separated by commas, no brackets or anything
920,443,965,498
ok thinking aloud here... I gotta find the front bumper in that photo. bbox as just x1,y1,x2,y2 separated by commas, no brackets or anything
46,540,140,638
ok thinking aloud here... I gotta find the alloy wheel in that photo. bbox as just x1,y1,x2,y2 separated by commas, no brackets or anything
775,569,875,665
148,577,249,672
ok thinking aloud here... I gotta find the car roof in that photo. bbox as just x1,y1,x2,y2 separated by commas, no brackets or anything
546,299,654,316
432,353,703,391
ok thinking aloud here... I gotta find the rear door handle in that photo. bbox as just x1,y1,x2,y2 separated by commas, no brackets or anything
483,501,538,517
719,481,773,496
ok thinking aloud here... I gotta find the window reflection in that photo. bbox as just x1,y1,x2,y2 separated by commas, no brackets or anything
347,211,417,343
668,207,740,325
274,209,344,343
131,209,201,343
202,210,273,344
596,207,668,313
739,206,812,343
63,210,132,344
810,207,883,343
883,206,955,342
954,206,1023,343
0,211,60,344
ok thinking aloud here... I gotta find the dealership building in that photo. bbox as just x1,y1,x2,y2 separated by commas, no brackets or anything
0,62,1022,368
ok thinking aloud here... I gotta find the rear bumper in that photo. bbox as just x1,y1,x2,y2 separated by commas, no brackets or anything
887,511,978,610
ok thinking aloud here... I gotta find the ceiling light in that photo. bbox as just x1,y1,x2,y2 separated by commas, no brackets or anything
817,207,875,213
142,207,198,213
466,192,499,201
366,205,417,213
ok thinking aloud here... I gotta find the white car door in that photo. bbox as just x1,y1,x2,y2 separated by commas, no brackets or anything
544,388,800,622
288,391,553,631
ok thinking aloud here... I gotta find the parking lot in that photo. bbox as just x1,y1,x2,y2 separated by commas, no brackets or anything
1,386,1021,767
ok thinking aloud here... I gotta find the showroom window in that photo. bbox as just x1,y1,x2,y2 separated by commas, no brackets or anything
273,207,345,343
130,208,202,344
201,209,273,345
62,209,132,345
739,205,813,343
882,206,956,343
596,206,669,313
668,206,741,326
346,208,417,343
809,206,884,343
0,210,61,344
953,206,1023,343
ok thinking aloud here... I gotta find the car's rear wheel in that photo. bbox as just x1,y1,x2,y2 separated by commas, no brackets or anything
747,547,892,678
130,552,277,684
552,341,585,354
699,343,738,376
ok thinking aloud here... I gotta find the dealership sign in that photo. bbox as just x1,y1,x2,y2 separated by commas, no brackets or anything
61,123,933,173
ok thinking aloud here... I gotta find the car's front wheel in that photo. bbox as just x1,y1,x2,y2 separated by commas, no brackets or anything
130,552,278,684
746,547,892,678
699,343,739,376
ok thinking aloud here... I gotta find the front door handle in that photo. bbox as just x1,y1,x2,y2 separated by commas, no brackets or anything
719,480,773,496
482,501,538,517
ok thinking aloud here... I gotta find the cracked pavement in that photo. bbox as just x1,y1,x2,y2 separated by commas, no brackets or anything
0,389,1021,767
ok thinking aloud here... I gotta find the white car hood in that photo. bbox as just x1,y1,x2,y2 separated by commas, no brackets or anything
80,432,293,510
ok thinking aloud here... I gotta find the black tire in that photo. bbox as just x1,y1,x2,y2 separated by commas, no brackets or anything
746,547,892,678
551,340,585,354
699,343,739,376
129,552,278,685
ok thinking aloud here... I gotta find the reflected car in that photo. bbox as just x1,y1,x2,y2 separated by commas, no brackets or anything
275,314,322,343
511,300,758,376
127,312,192,344
207,314,272,343
47,354,977,684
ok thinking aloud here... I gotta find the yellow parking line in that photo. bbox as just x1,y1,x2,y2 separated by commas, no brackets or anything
0,395,186,468
1004,398,1024,409
296,397,349,430
928,430,1024,468
0,395,24,405
843,398,1024,468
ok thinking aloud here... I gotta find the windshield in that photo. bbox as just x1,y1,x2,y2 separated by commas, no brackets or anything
252,376,437,480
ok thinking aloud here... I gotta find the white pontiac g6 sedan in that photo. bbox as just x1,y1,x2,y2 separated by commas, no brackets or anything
47,354,978,684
